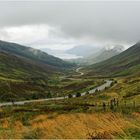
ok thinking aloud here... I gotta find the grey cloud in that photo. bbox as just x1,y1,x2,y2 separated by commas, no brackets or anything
0,1,140,44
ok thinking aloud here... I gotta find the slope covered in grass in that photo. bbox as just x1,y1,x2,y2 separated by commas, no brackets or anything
0,40,73,69
86,42,140,77
0,106,140,139
0,40,75,101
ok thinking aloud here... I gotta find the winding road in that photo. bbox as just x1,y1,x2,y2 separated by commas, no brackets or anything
76,67,84,76
0,68,113,107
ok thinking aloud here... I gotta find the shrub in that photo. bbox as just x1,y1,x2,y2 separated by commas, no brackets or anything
95,89,99,92
68,94,72,98
47,92,52,98
76,92,81,97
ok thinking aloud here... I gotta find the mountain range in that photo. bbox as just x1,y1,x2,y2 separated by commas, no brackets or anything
0,39,139,101
86,42,140,77
0,40,73,69
85,45,124,64
66,45,100,57
70,45,124,65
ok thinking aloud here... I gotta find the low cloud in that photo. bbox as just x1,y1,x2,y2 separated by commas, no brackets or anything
0,1,140,49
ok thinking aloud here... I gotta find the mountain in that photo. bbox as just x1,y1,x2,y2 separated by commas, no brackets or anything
41,48,81,59
0,40,73,69
0,51,55,80
70,45,124,65
85,45,124,64
66,45,100,57
41,48,65,56
41,45,100,60
0,40,74,101
86,43,140,77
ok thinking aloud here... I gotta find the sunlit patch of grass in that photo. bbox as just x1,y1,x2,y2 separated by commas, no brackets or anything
22,128,43,139
28,112,138,139
0,118,25,139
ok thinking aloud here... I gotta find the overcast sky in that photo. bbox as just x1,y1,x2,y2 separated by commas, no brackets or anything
0,1,140,50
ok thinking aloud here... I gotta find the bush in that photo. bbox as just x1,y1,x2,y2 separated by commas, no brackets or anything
68,94,72,98
95,89,99,92
47,92,52,98
110,82,114,87
76,92,81,97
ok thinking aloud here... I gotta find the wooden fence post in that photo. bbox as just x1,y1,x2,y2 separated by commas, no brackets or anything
133,101,136,108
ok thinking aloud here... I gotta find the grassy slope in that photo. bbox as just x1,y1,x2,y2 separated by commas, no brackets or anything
0,51,104,101
0,40,73,69
1,110,140,139
0,74,139,139
0,41,139,138
0,52,54,80
0,52,58,101
85,43,140,77
0,40,76,101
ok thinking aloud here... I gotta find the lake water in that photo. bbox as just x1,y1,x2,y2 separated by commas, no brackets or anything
50,52,83,59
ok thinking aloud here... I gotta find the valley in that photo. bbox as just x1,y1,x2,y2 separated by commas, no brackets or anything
0,1,140,139
0,67,113,107
0,72,140,139
0,40,139,139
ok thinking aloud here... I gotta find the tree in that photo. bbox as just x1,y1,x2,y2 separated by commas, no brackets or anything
32,94,39,99
95,89,99,93
47,91,52,98
86,91,89,94
110,82,114,87
68,94,72,98
76,92,81,97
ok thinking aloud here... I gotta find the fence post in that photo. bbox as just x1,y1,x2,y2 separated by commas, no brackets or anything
110,100,114,110
102,102,106,111
116,99,119,107
133,101,136,108
124,100,126,107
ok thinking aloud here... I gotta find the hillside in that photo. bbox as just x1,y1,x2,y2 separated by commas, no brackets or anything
0,52,55,80
86,43,140,77
85,45,124,64
70,45,123,65
0,40,73,69
0,40,74,101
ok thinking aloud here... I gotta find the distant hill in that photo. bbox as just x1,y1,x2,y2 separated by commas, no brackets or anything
86,45,124,64
86,43,140,77
41,48,65,56
71,45,124,65
41,48,81,59
66,45,99,57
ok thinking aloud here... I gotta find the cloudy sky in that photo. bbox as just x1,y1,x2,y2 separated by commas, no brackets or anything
0,1,140,50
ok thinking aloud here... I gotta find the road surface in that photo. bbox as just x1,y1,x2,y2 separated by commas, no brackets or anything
76,67,84,76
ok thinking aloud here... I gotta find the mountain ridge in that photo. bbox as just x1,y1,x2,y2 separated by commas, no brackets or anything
85,43,140,77
0,40,73,69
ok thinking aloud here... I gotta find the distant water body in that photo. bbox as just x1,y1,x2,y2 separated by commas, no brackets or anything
50,52,83,60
